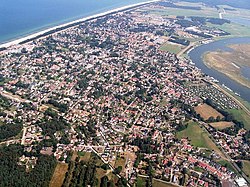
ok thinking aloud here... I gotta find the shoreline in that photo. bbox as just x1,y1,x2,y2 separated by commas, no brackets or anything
188,36,250,104
202,46,250,90
0,0,160,49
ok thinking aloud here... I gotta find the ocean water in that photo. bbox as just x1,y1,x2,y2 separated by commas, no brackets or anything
0,0,151,44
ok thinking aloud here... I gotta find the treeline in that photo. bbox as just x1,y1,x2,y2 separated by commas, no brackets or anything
157,2,201,10
48,99,68,113
36,110,69,137
0,144,57,187
169,99,200,120
169,36,190,46
186,30,212,38
63,160,97,187
131,137,158,154
0,47,7,51
207,18,230,25
0,120,22,141
0,94,10,109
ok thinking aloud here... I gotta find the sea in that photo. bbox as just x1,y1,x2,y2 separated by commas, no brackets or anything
0,0,151,44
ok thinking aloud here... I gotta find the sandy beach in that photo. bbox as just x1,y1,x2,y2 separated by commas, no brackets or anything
0,0,159,49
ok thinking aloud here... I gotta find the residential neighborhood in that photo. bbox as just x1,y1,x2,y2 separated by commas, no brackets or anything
0,1,249,187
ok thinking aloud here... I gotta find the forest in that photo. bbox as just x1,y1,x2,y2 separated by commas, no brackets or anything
0,120,22,141
0,144,57,187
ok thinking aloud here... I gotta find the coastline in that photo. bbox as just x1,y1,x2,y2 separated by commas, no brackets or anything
202,46,250,89
0,0,160,49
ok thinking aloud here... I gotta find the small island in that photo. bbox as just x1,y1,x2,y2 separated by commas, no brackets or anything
204,44,250,89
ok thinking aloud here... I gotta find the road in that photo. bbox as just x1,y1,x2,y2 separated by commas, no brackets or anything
177,42,195,58
21,127,27,145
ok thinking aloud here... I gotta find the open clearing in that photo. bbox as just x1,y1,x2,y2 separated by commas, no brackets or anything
228,109,250,130
242,160,250,178
195,103,224,120
79,151,91,162
177,122,223,157
50,162,68,187
159,42,184,54
114,156,126,172
136,176,147,187
96,168,108,187
210,122,234,130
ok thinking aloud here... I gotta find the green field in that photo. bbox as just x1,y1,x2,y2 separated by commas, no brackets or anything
207,22,250,37
242,160,250,178
227,109,250,130
159,43,184,54
177,122,223,155
136,177,147,187
144,7,218,18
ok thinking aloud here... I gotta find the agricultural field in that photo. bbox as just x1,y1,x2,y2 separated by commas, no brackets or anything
177,122,223,156
195,103,224,120
49,163,68,187
210,122,234,130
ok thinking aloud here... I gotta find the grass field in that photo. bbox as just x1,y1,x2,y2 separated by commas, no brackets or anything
177,122,223,156
136,176,147,187
50,163,68,187
195,103,223,120
210,122,234,130
159,42,184,54
227,109,250,130
144,7,218,18
242,160,250,178
207,22,250,37
152,179,179,187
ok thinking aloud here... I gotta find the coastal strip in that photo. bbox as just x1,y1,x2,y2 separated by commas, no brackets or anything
0,0,160,49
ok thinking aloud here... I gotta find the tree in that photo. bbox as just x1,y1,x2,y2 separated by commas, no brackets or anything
114,166,122,174
100,176,109,187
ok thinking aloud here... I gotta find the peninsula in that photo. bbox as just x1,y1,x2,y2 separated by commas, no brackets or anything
204,44,250,89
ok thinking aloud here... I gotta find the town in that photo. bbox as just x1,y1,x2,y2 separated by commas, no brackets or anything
0,1,249,187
